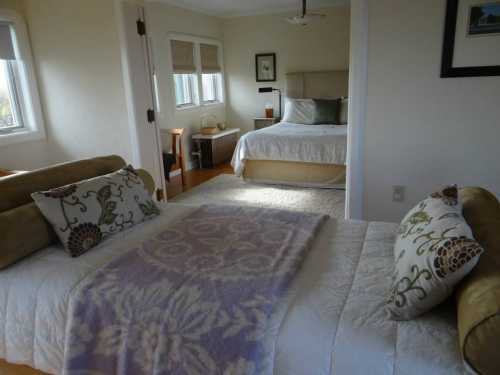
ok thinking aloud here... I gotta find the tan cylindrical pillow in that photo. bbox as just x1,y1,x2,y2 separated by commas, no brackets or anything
456,187,500,375
0,155,126,213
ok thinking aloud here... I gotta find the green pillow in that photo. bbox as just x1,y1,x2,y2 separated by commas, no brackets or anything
312,99,340,124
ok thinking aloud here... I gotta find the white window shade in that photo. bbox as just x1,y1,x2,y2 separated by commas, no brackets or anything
200,43,221,73
0,23,15,60
170,40,195,74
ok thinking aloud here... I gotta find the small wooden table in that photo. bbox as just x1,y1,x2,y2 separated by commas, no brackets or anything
192,128,240,169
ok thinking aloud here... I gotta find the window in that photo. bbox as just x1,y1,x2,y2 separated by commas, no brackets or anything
173,73,196,107
201,73,222,103
170,37,224,110
0,12,45,146
0,59,23,131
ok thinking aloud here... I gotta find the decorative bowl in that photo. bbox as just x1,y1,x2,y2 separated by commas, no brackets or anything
200,127,219,135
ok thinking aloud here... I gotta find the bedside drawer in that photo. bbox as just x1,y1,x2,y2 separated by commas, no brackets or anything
254,117,279,130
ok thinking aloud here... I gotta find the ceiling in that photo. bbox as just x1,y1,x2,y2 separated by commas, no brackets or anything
155,0,349,18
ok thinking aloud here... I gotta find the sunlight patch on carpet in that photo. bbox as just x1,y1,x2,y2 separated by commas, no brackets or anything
170,174,345,218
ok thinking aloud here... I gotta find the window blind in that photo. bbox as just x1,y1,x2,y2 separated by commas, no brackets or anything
170,40,195,74
0,24,15,60
200,43,221,73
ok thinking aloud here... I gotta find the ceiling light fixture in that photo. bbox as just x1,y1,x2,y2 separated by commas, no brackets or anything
286,0,326,26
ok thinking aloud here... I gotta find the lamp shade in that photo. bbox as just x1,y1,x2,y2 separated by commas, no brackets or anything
257,87,282,119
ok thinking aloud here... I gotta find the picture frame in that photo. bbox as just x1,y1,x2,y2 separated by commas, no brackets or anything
255,53,276,82
441,0,500,77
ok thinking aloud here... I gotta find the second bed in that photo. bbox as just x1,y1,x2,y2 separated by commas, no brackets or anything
232,70,349,188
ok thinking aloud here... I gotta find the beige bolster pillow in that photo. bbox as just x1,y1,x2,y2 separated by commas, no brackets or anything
0,168,155,270
456,187,500,375
0,155,127,213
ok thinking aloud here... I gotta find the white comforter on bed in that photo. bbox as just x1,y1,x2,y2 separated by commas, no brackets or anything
0,204,467,375
231,122,347,176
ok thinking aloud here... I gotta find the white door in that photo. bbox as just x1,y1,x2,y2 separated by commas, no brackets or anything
117,0,166,200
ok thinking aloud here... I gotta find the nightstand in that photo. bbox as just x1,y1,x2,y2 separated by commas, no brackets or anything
192,128,240,169
254,117,279,130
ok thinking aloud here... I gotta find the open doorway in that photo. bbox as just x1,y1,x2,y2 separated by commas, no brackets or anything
119,0,368,220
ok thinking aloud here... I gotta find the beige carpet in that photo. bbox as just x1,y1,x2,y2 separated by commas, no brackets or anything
171,174,345,218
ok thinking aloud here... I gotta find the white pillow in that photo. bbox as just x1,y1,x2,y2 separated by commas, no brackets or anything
282,98,315,125
31,166,160,257
386,186,483,320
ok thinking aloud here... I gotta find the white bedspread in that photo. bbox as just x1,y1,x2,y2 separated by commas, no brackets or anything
0,204,467,375
231,122,347,176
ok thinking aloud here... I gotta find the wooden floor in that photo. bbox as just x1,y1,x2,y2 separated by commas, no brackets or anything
166,163,233,200
0,360,48,375
0,169,14,178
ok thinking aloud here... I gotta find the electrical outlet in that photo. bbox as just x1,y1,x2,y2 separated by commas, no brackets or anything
393,185,405,202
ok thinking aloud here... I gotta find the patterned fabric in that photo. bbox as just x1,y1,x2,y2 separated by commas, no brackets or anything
31,166,159,257
386,186,483,320
63,205,327,375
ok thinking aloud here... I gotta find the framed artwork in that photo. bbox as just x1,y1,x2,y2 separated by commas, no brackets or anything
441,0,500,77
255,53,276,82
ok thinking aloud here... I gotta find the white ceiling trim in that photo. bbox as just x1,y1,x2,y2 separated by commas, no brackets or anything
149,0,349,19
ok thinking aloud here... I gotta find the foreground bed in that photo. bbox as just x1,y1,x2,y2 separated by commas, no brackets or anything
2,156,495,375
0,207,465,374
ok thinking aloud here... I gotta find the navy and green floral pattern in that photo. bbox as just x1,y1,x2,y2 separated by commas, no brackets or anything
32,166,160,257
386,186,483,320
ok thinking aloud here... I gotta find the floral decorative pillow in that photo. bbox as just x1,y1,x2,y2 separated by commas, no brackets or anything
31,166,160,257
386,186,483,320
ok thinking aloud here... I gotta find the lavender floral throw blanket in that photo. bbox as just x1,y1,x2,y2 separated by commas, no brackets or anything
63,205,327,375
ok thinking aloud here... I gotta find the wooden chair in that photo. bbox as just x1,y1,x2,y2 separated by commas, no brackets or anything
169,128,185,186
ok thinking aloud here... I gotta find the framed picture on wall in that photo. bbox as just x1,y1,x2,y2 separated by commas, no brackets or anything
441,0,500,77
255,53,276,82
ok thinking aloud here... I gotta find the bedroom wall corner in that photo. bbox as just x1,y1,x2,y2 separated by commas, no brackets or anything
363,0,500,222
1,0,134,171
223,5,350,134
346,0,368,221
23,0,134,165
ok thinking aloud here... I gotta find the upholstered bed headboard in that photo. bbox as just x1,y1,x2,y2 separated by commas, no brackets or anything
285,70,349,99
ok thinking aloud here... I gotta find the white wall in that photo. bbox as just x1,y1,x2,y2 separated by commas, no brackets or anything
0,0,22,14
0,0,51,169
0,0,133,171
363,0,500,222
146,2,225,168
223,6,350,133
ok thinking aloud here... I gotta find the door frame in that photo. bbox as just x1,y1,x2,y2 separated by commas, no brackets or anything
116,0,369,213
115,0,167,200
345,0,369,220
